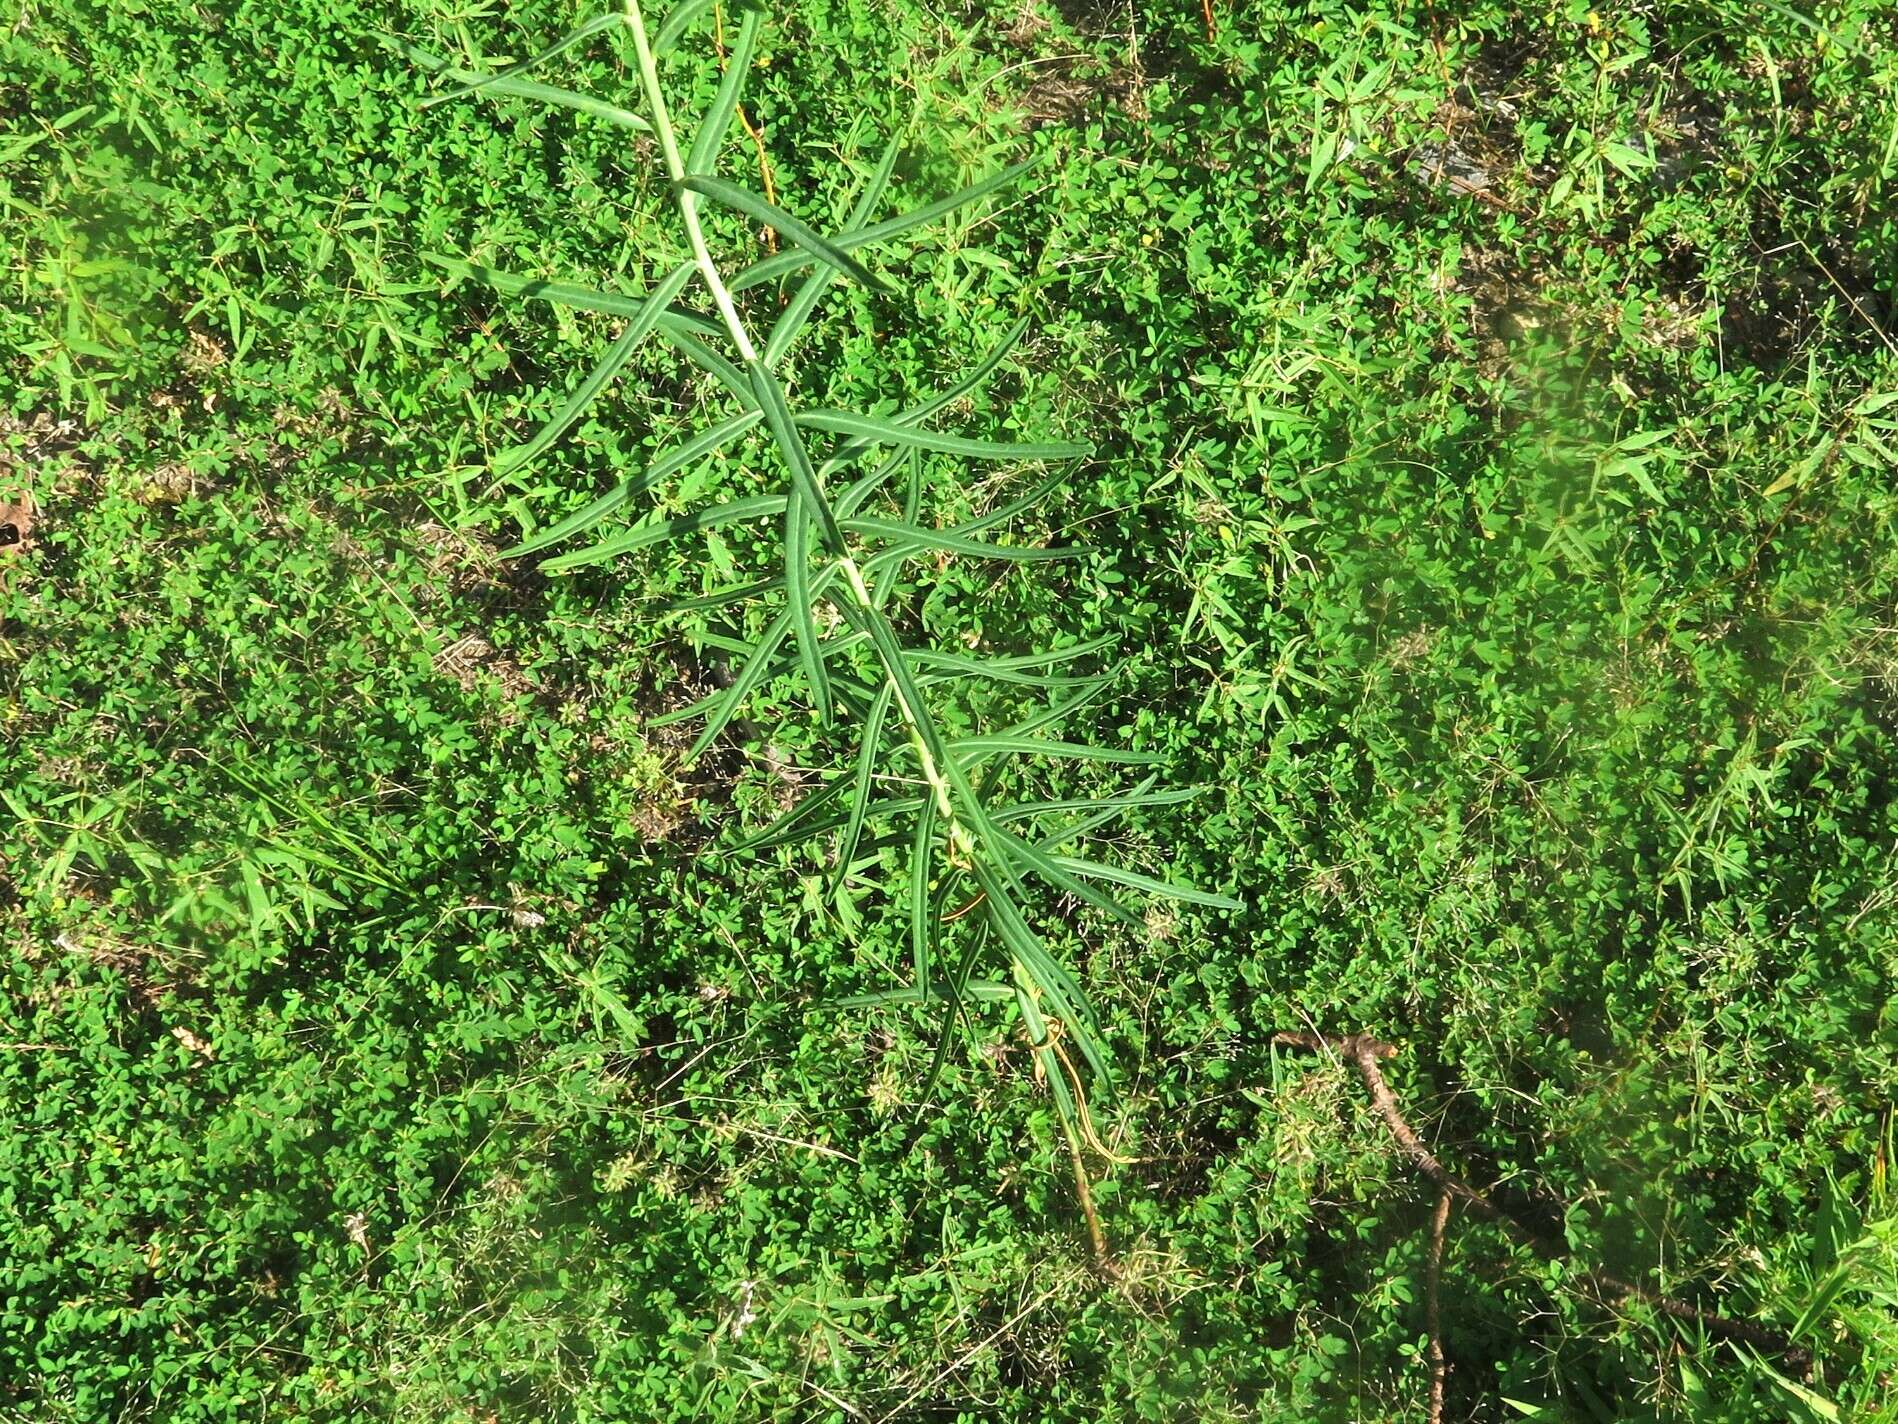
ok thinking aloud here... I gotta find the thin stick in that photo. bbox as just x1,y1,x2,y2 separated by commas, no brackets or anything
1273,1031,1811,1371
1427,1189,1451,1424
1064,1114,1111,1268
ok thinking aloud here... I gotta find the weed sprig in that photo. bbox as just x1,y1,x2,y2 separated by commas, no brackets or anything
403,0,1237,1156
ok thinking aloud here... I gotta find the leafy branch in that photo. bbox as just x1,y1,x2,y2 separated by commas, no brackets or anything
398,0,1239,1180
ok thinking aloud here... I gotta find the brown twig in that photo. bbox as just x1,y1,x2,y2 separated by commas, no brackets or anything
940,889,986,924
1064,1117,1112,1271
733,106,779,254
1199,0,1216,43
1025,1020,1121,1274
1427,1189,1451,1424
1272,1031,1811,1372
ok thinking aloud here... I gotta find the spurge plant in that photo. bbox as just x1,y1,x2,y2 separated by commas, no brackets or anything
397,0,1239,1197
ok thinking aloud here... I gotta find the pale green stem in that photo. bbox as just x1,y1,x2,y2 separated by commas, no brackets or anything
623,0,757,362
621,0,975,863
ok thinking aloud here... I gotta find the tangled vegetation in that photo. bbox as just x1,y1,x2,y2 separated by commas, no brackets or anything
3,0,1897,1420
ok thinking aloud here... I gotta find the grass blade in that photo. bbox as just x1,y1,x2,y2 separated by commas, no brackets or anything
504,407,765,558
494,261,694,477
686,175,891,293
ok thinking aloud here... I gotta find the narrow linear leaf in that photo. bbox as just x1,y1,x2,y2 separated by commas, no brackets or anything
841,515,1081,563
766,128,904,365
834,447,909,514
909,633,1118,678
538,495,786,572
810,318,1035,482
658,551,887,660
951,735,1163,768
659,574,781,614
904,316,1031,425
685,175,890,293
784,489,833,724
1048,853,1244,911
916,664,1095,691
971,859,1109,1085
723,794,930,856
495,261,694,478
795,409,1087,462
660,326,761,409
417,15,624,109
995,782,1172,827
918,915,990,1105
745,360,848,551
986,676,1121,746
729,157,1039,292
746,360,841,715
391,37,651,131
504,407,764,558
724,757,853,851
993,825,1139,926
654,0,713,53
831,683,893,898
902,446,924,526
910,796,938,994
683,610,797,762
684,628,761,659
825,978,1011,1010
685,7,763,175
424,254,721,338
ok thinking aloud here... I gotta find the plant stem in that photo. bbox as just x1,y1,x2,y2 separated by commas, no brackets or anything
621,0,978,865
623,0,758,363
